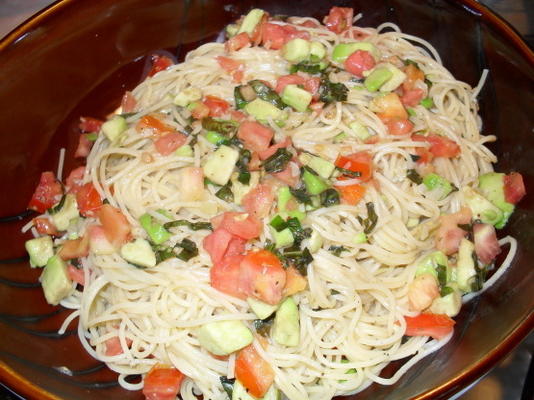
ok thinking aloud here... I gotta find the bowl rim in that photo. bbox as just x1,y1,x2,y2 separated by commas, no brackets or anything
0,0,533,399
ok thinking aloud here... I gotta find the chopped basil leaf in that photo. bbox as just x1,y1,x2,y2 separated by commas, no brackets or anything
286,217,312,246
403,59,419,67
440,286,454,297
290,186,312,205
85,133,98,141
358,202,378,234
330,289,340,295
248,79,285,109
201,117,238,135
176,238,198,261
215,183,234,202
263,148,292,173
406,169,423,184
328,245,348,256
163,220,212,231
410,154,421,162
319,79,348,104
280,247,313,276
290,61,324,75
152,244,176,264
270,215,288,232
220,376,235,399
436,264,447,287
253,313,275,336
320,188,340,207
236,148,251,185
471,253,486,291
336,167,361,178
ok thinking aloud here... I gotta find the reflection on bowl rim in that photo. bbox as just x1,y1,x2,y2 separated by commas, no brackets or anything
0,0,533,399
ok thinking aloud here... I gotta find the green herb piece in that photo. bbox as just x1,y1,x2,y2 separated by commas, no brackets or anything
163,220,212,231
206,131,227,145
436,264,447,287
290,186,312,205
329,245,348,256
280,247,313,276
319,79,348,104
403,59,419,67
286,217,312,246
289,61,324,74
215,183,234,203
220,376,235,399
336,166,362,178
253,313,276,336
410,154,421,162
270,215,288,232
236,148,251,185
406,169,423,184
407,108,416,117
248,79,285,109
471,255,486,292
263,148,292,173
420,97,434,109
234,85,248,109
86,133,98,141
201,117,238,135
139,213,171,245
176,238,198,261
440,286,454,297
48,194,66,215
151,244,176,264
358,202,378,234
320,188,340,207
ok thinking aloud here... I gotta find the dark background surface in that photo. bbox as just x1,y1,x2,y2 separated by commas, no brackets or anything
0,1,532,400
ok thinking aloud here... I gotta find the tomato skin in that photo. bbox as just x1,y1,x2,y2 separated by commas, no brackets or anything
203,228,246,265
503,172,526,204
203,95,230,117
403,64,425,91
401,88,425,107
218,212,263,240
225,32,251,52
344,50,375,78
154,132,187,156
67,264,85,286
210,255,247,299
76,183,102,217
383,117,414,136
375,93,408,120
335,152,373,182
404,313,455,340
242,184,274,218
335,179,366,205
121,91,137,113
436,207,472,255
58,236,89,260
239,250,286,305
324,7,353,34
74,133,94,158
79,116,103,133
28,172,63,213
275,74,306,94
257,137,291,160
260,23,309,50
97,204,131,249
33,217,59,236
238,121,274,153
142,365,185,400
412,134,460,158
65,166,86,194
148,55,174,77
235,344,275,398
137,115,173,136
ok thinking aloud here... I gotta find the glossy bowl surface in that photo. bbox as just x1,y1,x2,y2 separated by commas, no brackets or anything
0,1,532,399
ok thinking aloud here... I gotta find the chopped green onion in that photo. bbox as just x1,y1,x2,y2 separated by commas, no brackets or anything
420,97,434,109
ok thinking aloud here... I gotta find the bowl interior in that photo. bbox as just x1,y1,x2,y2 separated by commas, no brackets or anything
0,0,532,399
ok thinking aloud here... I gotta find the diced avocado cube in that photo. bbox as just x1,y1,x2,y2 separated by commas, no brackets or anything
379,63,407,92
456,238,476,292
102,116,127,141
226,23,239,38
331,42,379,63
304,155,335,179
478,172,514,228
25,236,54,267
120,238,157,268
247,297,279,320
271,226,294,249
197,320,253,356
232,380,256,400
310,41,326,61
281,84,312,112
52,194,79,231
237,9,265,35
139,213,171,245
302,169,329,195
423,173,454,200
429,289,462,317
462,186,503,226
282,38,311,63
202,145,239,186
364,67,393,92
333,132,347,143
285,210,306,222
277,186,293,213
262,385,280,400
173,87,202,107
244,98,287,122
273,297,300,347
348,121,371,141
40,255,73,305
416,251,449,281
175,144,194,157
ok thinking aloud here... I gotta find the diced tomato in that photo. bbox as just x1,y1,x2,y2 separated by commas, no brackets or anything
28,171,63,213
178,167,204,202
154,132,187,156
142,365,185,400
74,133,94,158
374,93,407,120
324,7,353,34
97,204,131,249
296,20,320,28
65,166,86,194
401,88,425,107
203,228,246,264
121,91,137,113
76,183,102,217
235,344,275,398
272,162,300,187
58,236,89,260
88,224,115,255
408,274,439,312
230,110,247,122
473,223,501,264
225,32,251,52
503,172,526,204
435,207,472,255
67,264,85,286
260,23,310,50
242,184,274,218
217,212,263,240
239,249,286,304
238,121,274,153
412,134,460,158
275,74,306,94
210,254,247,299
344,50,375,78
190,102,210,120
403,64,425,91
383,117,414,136
414,147,433,164
258,137,292,160
283,266,307,296
335,152,373,182
203,95,230,117
105,336,122,356
304,76,321,99
335,179,366,205
79,117,103,133
148,55,174,77
137,115,173,136
217,56,244,73
309,101,324,113
248,152,262,171
33,217,59,236
404,313,455,340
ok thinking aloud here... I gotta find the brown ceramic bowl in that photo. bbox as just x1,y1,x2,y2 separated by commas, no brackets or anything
0,0,532,399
